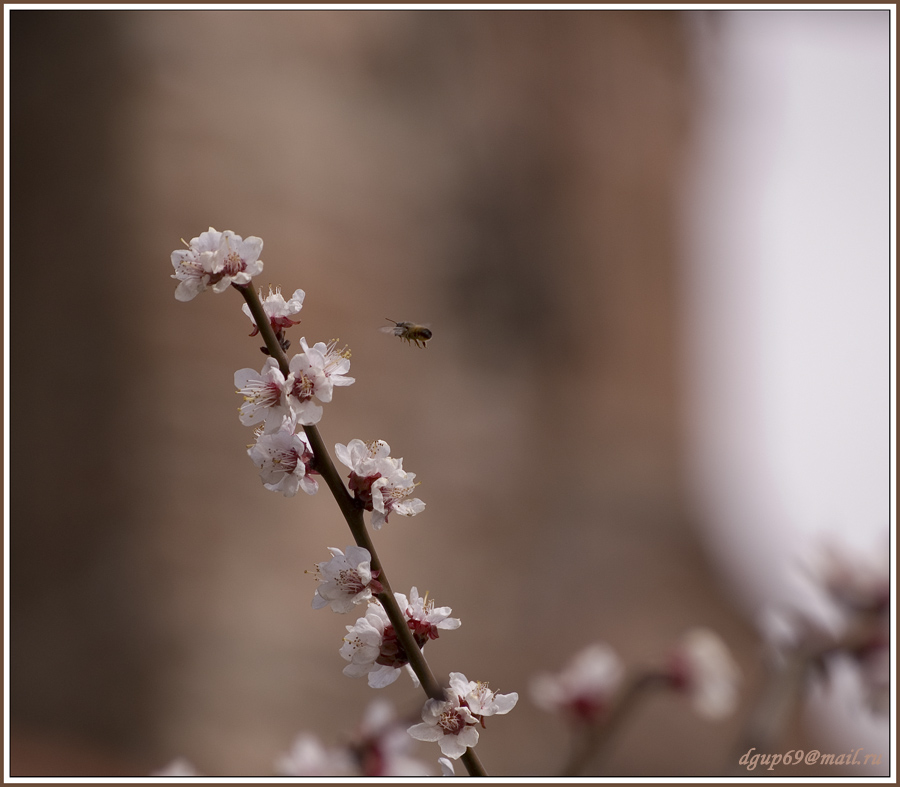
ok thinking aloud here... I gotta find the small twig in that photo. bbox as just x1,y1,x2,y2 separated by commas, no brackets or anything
561,672,668,777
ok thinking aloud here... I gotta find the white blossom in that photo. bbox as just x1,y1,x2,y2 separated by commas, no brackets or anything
242,286,305,334
170,227,263,301
399,587,461,643
247,425,317,496
667,628,741,719
275,733,355,777
285,339,354,425
170,227,223,302
335,438,392,478
297,337,354,398
530,643,624,722
371,469,425,529
408,672,516,761
335,439,425,529
211,230,264,292
449,672,518,718
340,601,391,682
408,696,479,760
234,358,292,432
311,546,383,613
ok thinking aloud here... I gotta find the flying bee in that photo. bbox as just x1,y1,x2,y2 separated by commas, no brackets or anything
380,318,433,348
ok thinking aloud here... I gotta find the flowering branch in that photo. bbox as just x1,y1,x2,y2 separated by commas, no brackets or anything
238,286,440,688
237,283,487,777
171,228,513,777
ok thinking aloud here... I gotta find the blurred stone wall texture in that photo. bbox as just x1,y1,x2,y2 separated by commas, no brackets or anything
9,8,850,777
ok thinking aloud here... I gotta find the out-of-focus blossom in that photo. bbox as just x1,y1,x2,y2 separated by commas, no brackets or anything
311,545,384,613
247,424,318,496
771,540,891,715
335,439,425,529
811,542,891,715
856,639,890,714
666,628,741,719
530,643,624,723
275,733,356,777
352,699,433,777
152,758,200,777
810,541,890,615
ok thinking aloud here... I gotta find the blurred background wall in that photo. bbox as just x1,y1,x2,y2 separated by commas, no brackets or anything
8,8,890,777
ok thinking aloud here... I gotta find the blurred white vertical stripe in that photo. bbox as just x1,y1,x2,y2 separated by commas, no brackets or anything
683,8,890,613
681,9,891,761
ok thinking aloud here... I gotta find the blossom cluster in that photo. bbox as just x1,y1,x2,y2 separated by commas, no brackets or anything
308,539,516,760
235,337,354,432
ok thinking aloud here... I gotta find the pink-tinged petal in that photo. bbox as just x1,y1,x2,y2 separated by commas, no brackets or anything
174,278,206,302
315,380,334,403
211,278,235,293
368,665,402,688
488,692,518,715
407,723,443,743
334,442,354,469
342,662,373,678
193,228,223,252
448,673,474,696
294,400,323,426
437,728,477,760
343,545,372,566
238,235,264,260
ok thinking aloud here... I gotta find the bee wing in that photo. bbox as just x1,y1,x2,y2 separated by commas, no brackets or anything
379,325,400,335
